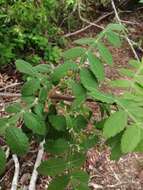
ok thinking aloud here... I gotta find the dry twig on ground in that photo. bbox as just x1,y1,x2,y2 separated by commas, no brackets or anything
11,154,20,190
28,140,45,190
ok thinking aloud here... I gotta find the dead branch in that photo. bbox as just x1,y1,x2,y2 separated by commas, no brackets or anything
28,140,45,190
0,92,96,103
11,154,20,190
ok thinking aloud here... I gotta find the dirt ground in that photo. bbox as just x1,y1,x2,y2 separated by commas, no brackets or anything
0,9,143,190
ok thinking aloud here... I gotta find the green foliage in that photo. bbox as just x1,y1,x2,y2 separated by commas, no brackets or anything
5,127,29,155
23,112,46,135
0,0,70,66
103,110,128,138
38,158,67,176
87,51,105,81
1,22,143,189
0,148,6,175
48,175,70,190
121,126,141,153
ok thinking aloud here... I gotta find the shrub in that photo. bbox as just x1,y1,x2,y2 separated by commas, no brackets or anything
0,0,74,67
1,23,143,189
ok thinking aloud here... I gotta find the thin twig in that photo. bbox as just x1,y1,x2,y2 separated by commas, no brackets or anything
64,12,113,37
121,20,140,26
0,92,21,97
89,182,103,189
108,164,120,182
5,147,10,159
28,140,45,190
111,0,140,61
0,92,95,102
0,92,112,105
60,1,78,27
0,82,22,92
77,0,104,30
129,40,143,53
11,154,20,190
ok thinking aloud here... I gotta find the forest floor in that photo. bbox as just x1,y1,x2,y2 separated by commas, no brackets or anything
0,8,143,190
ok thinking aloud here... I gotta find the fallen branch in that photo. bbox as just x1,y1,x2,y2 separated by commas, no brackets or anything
28,140,45,190
11,154,20,190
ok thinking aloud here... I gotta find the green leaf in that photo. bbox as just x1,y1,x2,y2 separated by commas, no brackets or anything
97,42,113,65
103,111,127,138
24,112,46,135
80,135,98,150
48,175,70,190
119,68,134,77
74,183,90,190
16,59,36,76
63,47,85,60
71,171,89,189
111,142,122,160
8,114,20,125
129,59,141,68
110,79,131,88
39,87,48,103
74,38,94,45
38,158,66,176
34,64,50,73
95,119,106,130
21,96,35,104
88,89,114,104
107,23,125,31
5,103,22,113
22,78,40,96
70,81,86,105
107,132,123,160
0,148,6,175
48,115,66,131
135,139,143,152
87,51,105,81
71,171,89,183
5,127,29,155
121,126,141,153
66,115,74,129
74,115,87,132
0,118,9,135
52,62,78,82
106,31,122,47
0,14,7,19
80,68,98,90
67,153,86,169
34,103,44,119
45,138,69,154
